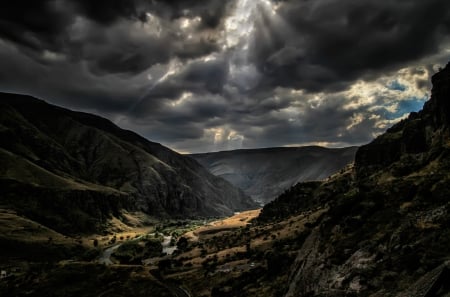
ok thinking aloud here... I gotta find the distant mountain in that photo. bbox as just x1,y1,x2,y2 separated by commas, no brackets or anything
256,63,450,296
0,93,256,234
190,146,358,204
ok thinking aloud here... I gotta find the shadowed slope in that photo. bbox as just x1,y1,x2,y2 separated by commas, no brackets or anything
0,93,256,234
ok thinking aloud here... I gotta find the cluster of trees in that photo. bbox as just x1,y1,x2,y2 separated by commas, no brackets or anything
112,238,163,264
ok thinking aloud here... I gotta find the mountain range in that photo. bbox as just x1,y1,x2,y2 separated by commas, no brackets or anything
191,146,357,204
0,93,256,234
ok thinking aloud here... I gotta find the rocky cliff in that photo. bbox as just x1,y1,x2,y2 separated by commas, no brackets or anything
259,63,450,296
355,62,450,178
0,93,257,234
191,146,357,205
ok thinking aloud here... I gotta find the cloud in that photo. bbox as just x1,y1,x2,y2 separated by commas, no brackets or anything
73,0,142,25
0,0,449,153
0,38,150,113
248,0,450,92
0,1,74,51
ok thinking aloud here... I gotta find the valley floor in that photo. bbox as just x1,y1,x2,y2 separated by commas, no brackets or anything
0,208,320,296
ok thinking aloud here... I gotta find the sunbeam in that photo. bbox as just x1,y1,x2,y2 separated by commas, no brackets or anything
224,0,294,91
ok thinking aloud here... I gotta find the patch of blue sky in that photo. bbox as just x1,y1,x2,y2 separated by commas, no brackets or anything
384,96,427,120
387,80,407,92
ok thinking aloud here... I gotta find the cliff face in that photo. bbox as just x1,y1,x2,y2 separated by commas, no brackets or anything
0,93,256,234
355,62,450,178
260,63,450,296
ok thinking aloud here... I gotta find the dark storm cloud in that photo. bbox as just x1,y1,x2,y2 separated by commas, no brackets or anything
74,0,142,25
119,93,230,145
0,0,228,112
0,39,149,113
149,0,231,28
0,1,74,51
224,95,362,148
0,0,226,74
251,0,450,92
79,20,172,75
179,58,230,93
132,57,229,108
0,0,146,52
73,0,231,33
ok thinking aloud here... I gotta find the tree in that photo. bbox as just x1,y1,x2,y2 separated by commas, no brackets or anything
177,237,189,251
144,239,163,257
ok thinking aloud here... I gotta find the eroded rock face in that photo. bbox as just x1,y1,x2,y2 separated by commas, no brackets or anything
271,64,450,296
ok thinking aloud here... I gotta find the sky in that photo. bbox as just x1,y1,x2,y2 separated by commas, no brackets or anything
1,0,449,153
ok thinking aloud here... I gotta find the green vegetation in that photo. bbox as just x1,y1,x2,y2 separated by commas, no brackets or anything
112,237,163,264
156,219,217,236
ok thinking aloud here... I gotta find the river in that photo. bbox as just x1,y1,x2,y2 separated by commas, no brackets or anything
98,244,122,265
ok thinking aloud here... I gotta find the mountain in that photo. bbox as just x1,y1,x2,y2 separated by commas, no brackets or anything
0,93,256,234
256,63,450,296
190,146,358,204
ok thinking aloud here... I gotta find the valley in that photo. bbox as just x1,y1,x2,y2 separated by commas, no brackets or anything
0,208,324,297
2,0,450,295
2,64,450,296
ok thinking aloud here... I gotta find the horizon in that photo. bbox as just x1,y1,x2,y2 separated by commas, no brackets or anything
1,0,449,153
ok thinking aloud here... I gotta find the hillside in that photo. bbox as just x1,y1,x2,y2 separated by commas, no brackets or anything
0,93,256,234
190,146,357,204
255,62,450,296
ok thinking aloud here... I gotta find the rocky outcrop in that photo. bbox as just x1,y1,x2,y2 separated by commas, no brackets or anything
428,62,450,127
355,62,450,178
0,93,257,233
